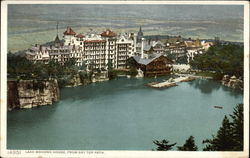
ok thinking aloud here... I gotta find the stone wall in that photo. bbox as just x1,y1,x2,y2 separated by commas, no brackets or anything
7,79,60,111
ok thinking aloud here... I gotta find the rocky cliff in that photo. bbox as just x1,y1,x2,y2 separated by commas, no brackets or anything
222,75,243,89
7,79,60,111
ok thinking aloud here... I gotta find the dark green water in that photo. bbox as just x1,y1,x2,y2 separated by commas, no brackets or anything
7,77,243,150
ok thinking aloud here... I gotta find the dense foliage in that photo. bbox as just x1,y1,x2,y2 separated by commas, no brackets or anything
190,44,243,77
176,54,188,64
126,57,138,76
166,53,188,64
177,136,198,151
7,53,87,87
8,53,78,78
203,104,243,151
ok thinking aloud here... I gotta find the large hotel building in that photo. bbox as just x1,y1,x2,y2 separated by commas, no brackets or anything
26,27,137,70
26,26,212,71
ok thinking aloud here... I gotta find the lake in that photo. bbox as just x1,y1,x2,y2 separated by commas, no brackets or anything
7,77,243,150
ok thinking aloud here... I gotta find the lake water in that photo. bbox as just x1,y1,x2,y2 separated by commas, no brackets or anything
7,77,243,150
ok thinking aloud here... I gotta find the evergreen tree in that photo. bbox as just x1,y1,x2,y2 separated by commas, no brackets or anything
107,59,113,71
202,104,244,151
203,116,234,151
177,136,198,151
153,139,176,151
230,104,244,150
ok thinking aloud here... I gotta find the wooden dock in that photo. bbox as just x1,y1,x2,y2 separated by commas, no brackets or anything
146,76,195,89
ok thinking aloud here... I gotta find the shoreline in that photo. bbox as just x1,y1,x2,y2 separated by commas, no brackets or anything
7,72,243,111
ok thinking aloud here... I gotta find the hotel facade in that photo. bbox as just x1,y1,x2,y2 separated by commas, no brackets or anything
26,27,137,70
26,26,213,71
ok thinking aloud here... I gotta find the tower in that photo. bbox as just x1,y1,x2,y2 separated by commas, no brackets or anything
137,26,143,43
63,26,76,46
54,21,61,47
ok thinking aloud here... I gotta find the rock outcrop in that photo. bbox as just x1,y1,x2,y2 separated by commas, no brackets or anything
222,75,243,89
65,74,82,87
7,79,60,111
91,71,109,83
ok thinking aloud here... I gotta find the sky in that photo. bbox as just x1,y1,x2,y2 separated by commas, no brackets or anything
7,4,244,51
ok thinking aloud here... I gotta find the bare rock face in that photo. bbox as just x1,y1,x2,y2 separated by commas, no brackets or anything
7,79,60,111
7,81,20,110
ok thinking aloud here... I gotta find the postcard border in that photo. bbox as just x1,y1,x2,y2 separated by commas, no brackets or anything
1,1,249,158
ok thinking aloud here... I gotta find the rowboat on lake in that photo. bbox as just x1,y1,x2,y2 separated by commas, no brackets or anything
214,106,223,109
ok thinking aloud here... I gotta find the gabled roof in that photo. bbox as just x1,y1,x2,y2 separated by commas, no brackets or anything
54,35,60,43
63,27,76,36
152,41,165,47
166,37,183,44
101,29,116,37
132,53,172,65
76,33,85,38
184,40,202,48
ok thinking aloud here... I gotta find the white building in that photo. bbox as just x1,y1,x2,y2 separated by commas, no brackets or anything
26,27,137,70
185,39,213,63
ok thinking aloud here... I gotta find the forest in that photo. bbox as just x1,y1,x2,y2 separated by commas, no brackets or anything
190,44,244,78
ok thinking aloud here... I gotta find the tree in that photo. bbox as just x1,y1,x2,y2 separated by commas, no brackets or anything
126,57,136,68
153,139,176,151
230,104,244,151
203,116,234,151
7,53,34,78
107,59,117,80
63,58,78,75
166,53,176,62
64,57,77,68
190,44,243,77
107,59,113,71
202,104,244,151
128,67,138,76
177,136,198,151
176,54,188,64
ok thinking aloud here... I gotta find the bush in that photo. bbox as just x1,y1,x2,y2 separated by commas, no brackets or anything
212,72,224,80
128,67,138,76
108,70,117,80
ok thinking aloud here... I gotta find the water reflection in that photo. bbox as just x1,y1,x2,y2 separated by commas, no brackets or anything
220,84,243,99
60,76,170,101
7,102,58,127
188,79,221,94
189,79,243,98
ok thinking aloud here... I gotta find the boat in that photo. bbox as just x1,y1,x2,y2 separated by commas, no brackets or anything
214,106,223,109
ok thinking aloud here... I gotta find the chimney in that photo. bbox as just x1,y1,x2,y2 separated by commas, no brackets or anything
39,45,42,51
141,38,144,59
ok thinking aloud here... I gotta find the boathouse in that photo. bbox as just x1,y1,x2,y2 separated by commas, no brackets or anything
130,53,173,77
